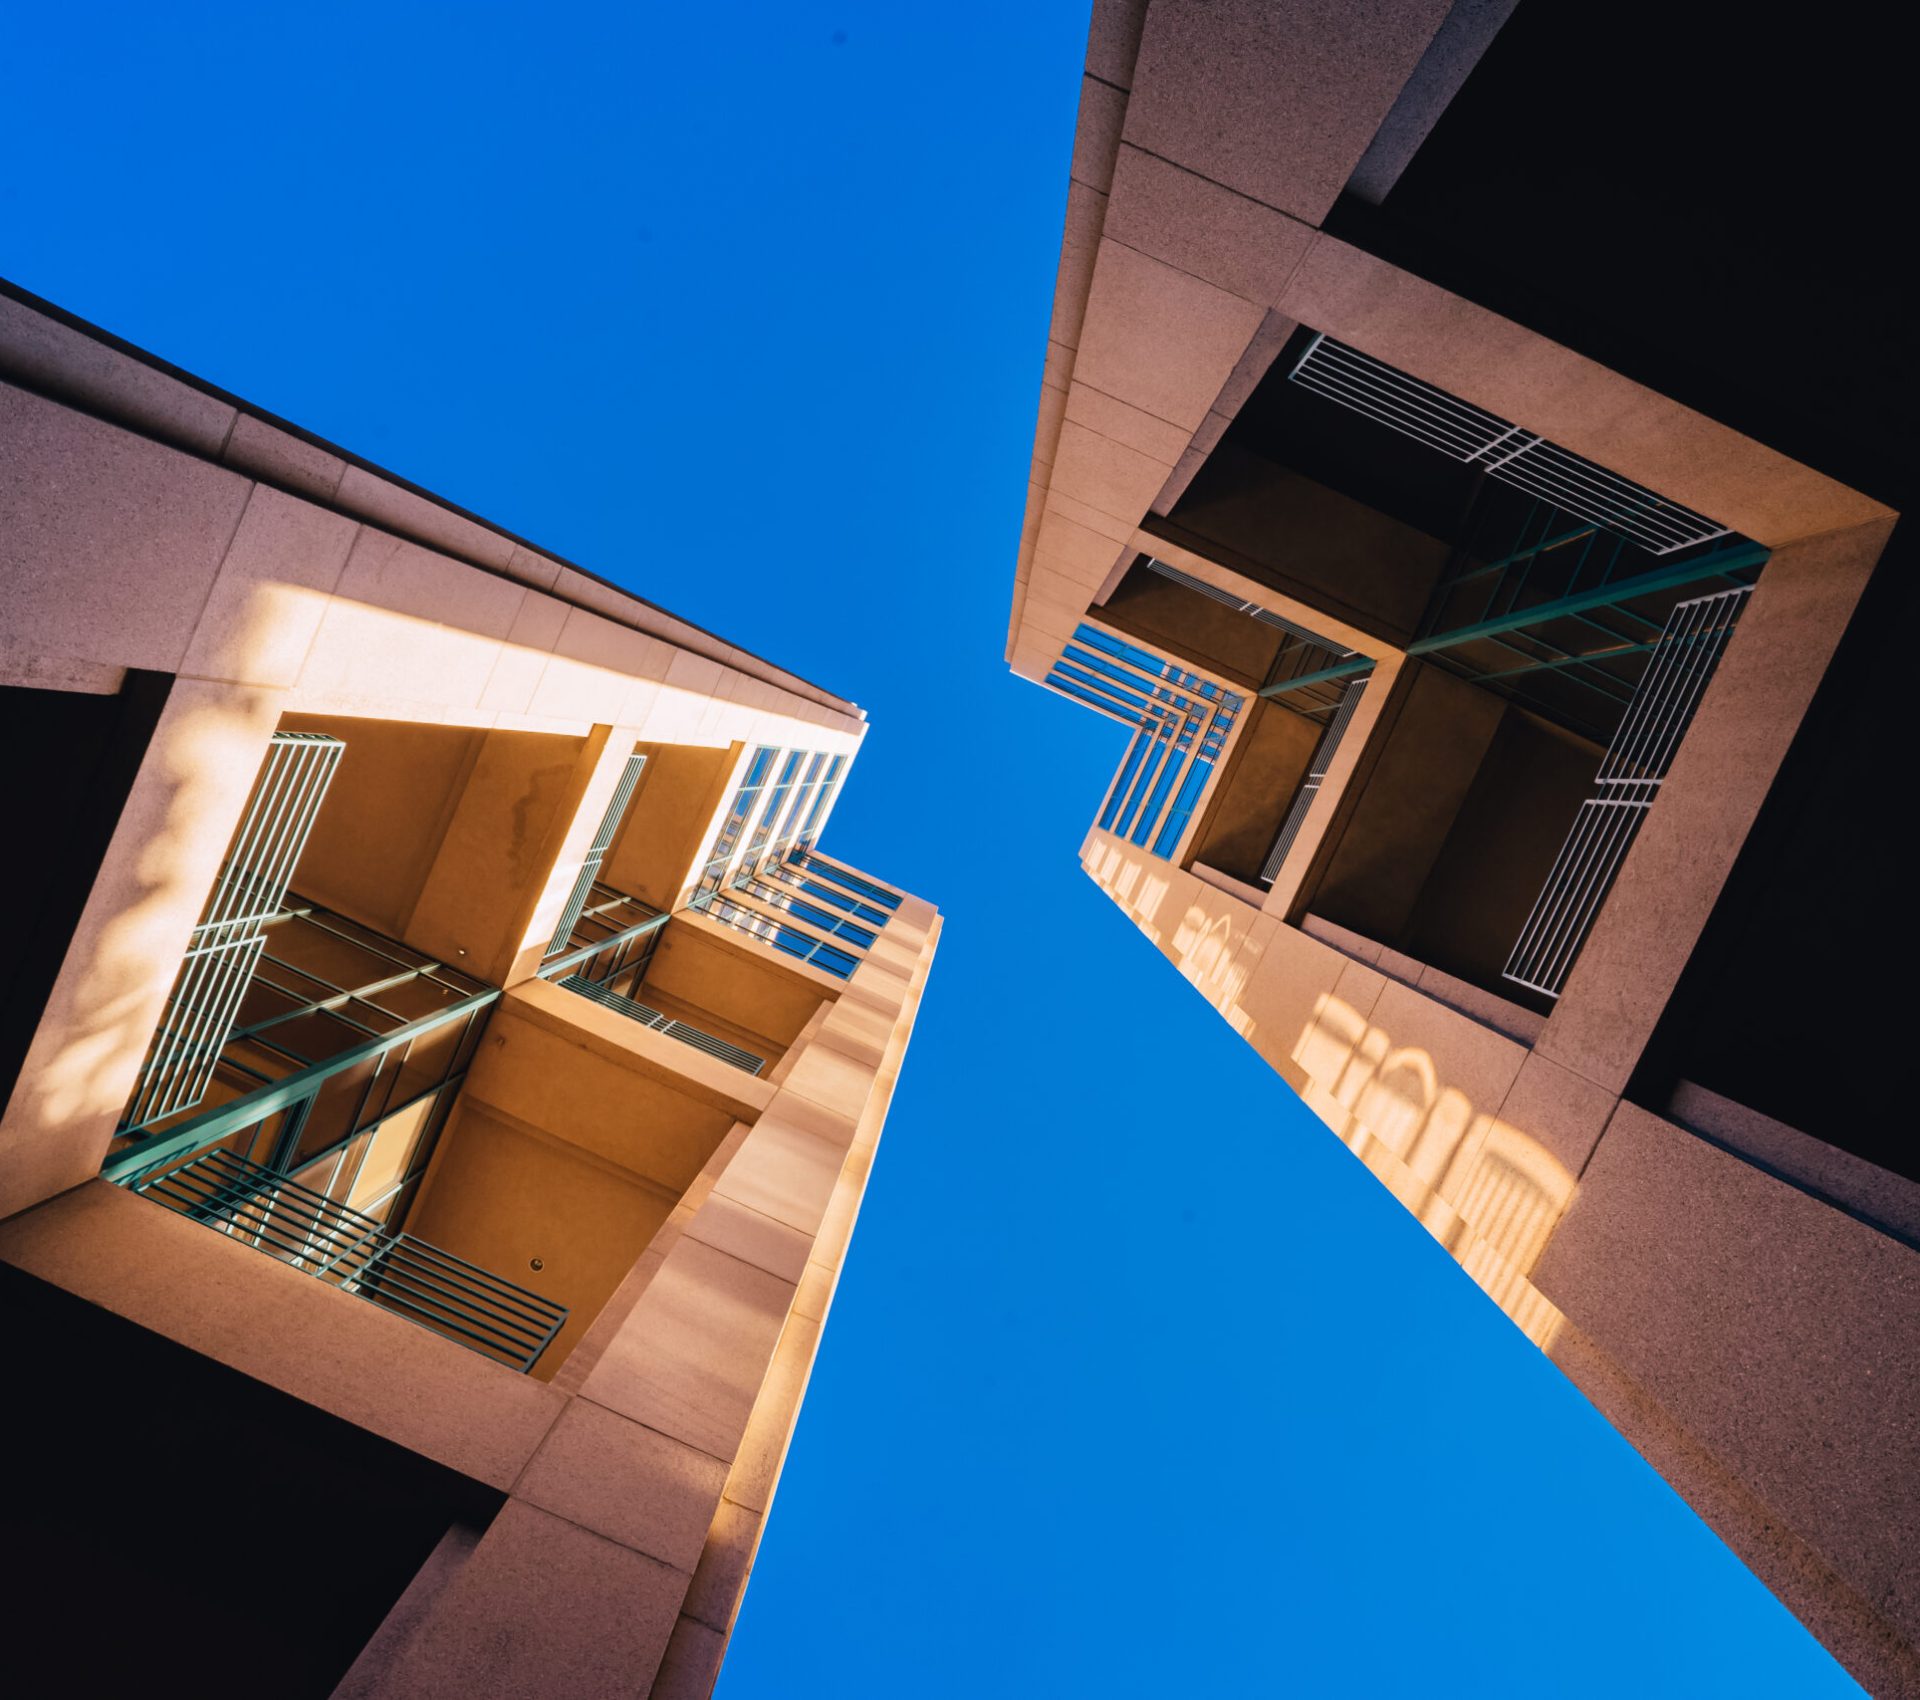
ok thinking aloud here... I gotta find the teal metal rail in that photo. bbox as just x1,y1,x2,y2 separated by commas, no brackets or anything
537,890,768,1071
102,985,498,1189
536,889,669,988
139,1147,566,1371
559,975,766,1075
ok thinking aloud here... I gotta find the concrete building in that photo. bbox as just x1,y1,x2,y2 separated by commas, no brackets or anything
1007,4,1916,1694
0,279,937,1698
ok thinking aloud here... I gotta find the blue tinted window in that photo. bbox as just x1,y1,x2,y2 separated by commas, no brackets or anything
1074,625,1217,698
740,880,876,948
1152,756,1215,857
770,752,827,859
699,895,855,979
1129,726,1187,846
1113,721,1172,837
1060,648,1166,708
697,744,778,898
743,750,804,865
796,852,901,908
769,870,891,926
1056,662,1159,717
1099,725,1152,831
795,754,845,847
1048,673,1142,723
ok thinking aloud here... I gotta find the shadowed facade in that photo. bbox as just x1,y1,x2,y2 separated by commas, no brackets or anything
1005,5,1918,1695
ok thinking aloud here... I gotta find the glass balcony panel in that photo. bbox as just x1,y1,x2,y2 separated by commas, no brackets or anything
347,1093,439,1213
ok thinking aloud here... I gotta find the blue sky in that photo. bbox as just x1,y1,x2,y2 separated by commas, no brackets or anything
0,5,1862,1695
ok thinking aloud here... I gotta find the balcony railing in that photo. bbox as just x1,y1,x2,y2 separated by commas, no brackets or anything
1502,585,1752,998
138,1148,567,1371
537,881,668,991
121,731,345,1133
559,975,766,1075
103,902,497,1199
535,892,765,1074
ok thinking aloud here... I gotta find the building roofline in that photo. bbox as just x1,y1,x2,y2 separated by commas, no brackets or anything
0,273,861,719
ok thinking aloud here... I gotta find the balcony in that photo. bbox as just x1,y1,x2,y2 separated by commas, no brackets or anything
538,880,773,1075
137,1148,566,1371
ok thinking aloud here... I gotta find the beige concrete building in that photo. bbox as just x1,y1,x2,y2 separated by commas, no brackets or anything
1008,5,1917,1695
0,279,937,1698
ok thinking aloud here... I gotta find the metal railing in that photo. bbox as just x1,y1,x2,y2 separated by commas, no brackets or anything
1290,333,1732,556
559,975,766,1075
538,887,767,1071
538,886,669,990
138,1148,566,1371
121,731,344,1133
1503,586,1751,997
103,983,498,1190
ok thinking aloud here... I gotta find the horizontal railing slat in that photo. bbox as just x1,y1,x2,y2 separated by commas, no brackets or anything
137,1149,567,1372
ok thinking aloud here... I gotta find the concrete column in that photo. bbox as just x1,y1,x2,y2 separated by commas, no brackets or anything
650,913,935,1698
1263,651,1405,919
336,910,939,1700
1537,518,1892,1094
1295,660,1504,941
412,722,624,989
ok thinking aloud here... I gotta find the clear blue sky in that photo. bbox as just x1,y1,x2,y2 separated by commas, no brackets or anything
1,6,1861,1695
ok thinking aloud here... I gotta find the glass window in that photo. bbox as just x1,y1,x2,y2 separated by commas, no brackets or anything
1129,717,1192,847
1099,725,1153,831
345,1092,439,1213
742,749,805,868
1152,755,1215,857
766,869,891,927
793,850,900,908
1113,720,1173,838
770,752,826,861
791,754,845,850
700,895,856,978
740,880,876,948
696,744,778,901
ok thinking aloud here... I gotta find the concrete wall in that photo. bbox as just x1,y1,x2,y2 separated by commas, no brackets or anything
281,714,622,987
1307,662,1504,944
1,281,942,1698
603,743,740,912
0,897,943,1700
1013,5,1915,1694
1151,447,1453,644
0,367,865,1218
1101,560,1283,685
1189,696,1320,882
